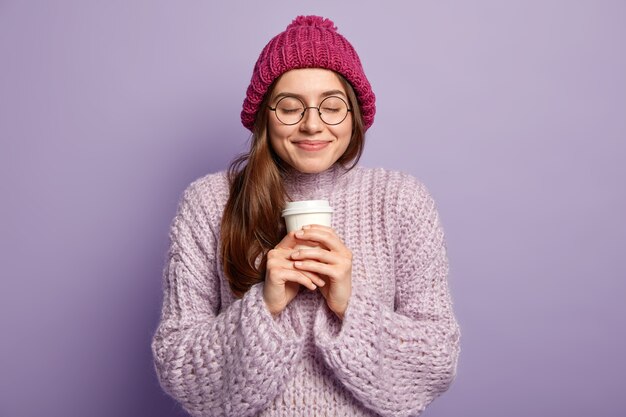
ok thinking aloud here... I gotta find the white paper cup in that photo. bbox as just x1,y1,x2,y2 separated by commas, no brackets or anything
282,200,333,248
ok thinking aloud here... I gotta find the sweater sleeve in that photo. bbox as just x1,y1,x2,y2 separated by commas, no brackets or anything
151,179,305,417
313,175,460,417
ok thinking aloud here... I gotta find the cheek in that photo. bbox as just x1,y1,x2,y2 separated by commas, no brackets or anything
267,118,284,145
268,134,284,160
335,123,353,144
267,123,294,162
267,117,279,141
341,114,354,138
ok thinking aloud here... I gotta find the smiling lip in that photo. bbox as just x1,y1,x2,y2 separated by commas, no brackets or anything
293,141,331,151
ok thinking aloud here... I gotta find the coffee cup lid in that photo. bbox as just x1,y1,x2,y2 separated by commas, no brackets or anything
281,200,333,217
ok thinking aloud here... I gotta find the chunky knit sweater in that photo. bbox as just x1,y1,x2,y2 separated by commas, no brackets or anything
152,165,460,417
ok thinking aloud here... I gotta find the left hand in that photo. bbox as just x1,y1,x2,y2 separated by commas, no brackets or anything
290,225,352,319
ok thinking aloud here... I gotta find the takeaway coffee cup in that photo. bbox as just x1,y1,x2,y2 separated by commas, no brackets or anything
282,200,333,248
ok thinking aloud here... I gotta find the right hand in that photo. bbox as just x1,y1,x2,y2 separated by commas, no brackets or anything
263,231,326,316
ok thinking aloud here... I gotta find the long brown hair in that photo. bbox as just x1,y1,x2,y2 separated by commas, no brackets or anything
220,73,365,297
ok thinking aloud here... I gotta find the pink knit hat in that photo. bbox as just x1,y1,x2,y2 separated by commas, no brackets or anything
241,15,376,131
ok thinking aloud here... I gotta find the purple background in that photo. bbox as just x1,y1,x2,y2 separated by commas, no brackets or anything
1,1,625,416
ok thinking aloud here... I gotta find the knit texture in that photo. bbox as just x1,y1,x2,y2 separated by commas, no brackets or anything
241,15,376,131
152,165,460,417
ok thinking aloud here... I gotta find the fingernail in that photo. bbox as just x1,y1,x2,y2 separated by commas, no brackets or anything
294,261,303,267
302,225,311,229
295,230,304,237
291,251,300,258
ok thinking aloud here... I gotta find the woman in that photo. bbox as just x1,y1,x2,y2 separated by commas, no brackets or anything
152,15,460,417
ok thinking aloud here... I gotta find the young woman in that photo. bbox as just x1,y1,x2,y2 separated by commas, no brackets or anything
152,15,460,417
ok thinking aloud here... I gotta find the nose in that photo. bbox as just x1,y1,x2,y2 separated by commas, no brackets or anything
299,107,324,133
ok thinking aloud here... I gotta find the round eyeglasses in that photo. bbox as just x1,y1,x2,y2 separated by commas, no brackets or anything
268,96,352,126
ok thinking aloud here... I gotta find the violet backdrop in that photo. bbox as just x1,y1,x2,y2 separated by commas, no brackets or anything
1,1,625,416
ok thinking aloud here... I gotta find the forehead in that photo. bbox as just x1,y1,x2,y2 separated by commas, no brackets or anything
272,68,345,98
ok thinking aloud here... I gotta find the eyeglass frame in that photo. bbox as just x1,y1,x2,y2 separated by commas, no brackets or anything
267,95,353,126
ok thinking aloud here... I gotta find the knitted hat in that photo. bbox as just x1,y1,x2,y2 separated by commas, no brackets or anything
241,15,376,131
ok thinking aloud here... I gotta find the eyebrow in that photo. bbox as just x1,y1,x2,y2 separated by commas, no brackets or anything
272,90,347,101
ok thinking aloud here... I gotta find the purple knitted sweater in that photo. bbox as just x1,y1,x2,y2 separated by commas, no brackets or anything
152,165,460,417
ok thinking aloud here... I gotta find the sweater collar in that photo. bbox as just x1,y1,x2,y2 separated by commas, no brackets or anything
283,164,351,201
